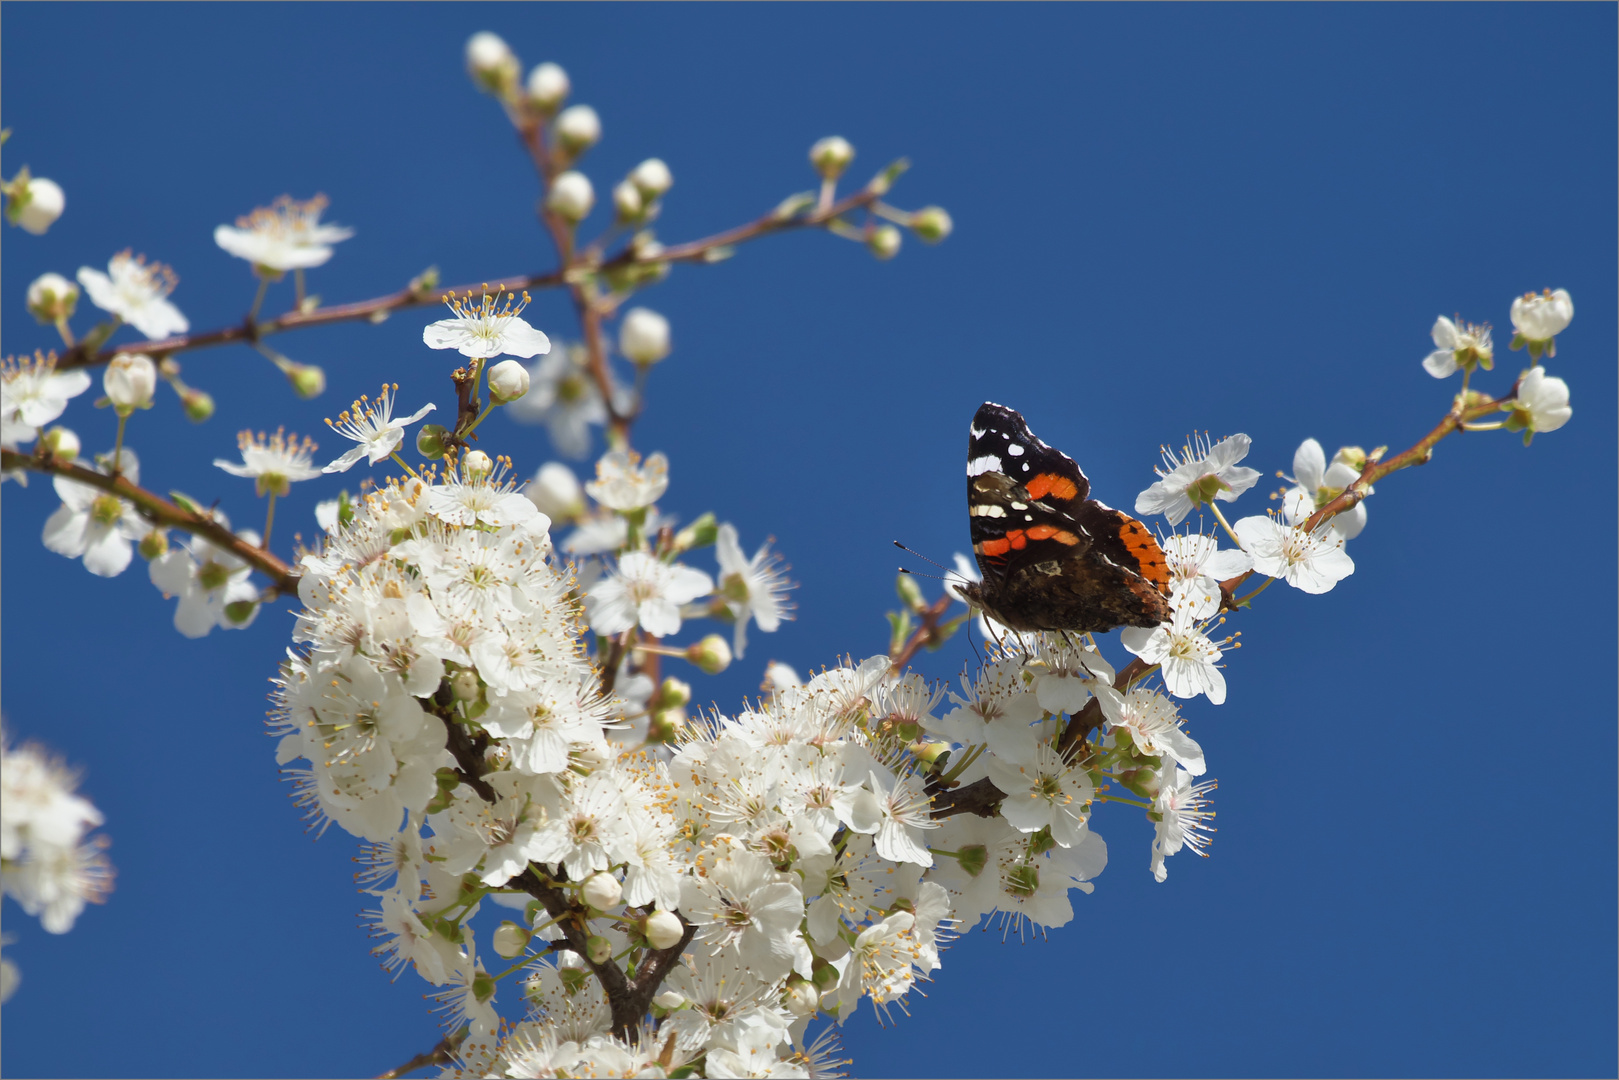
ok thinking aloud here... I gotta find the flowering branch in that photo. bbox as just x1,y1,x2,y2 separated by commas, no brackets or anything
0,446,297,592
1217,388,1512,605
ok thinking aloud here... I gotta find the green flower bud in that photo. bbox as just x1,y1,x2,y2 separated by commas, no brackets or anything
868,224,902,261
584,935,612,965
416,424,449,459
909,206,953,243
181,388,215,423
138,530,168,561
451,669,482,702
686,634,733,675
287,363,326,399
492,921,530,959
809,136,855,180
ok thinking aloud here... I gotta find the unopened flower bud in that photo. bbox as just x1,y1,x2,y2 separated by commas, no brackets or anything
686,634,733,674
547,171,595,222
462,449,494,479
810,958,839,991
1116,767,1162,801
584,935,612,965
581,872,623,911
868,224,902,261
783,978,819,1017
26,272,78,323
653,990,685,1010
466,32,519,95
417,423,449,459
654,676,692,710
287,363,326,399
910,206,953,243
487,358,530,404
630,158,673,200
10,176,65,235
554,104,601,155
41,425,79,462
912,739,950,770
644,909,684,951
526,461,583,521
1509,288,1575,360
647,709,685,744
526,62,570,112
612,181,643,222
451,669,482,701
809,136,855,180
138,529,169,561
492,921,530,959
104,353,156,414
895,571,924,611
618,307,670,365
181,388,215,423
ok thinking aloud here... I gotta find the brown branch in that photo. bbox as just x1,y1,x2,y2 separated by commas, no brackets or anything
889,594,955,675
375,1030,466,1079
2,447,299,593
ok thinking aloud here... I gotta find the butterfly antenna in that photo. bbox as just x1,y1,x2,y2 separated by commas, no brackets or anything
893,540,958,575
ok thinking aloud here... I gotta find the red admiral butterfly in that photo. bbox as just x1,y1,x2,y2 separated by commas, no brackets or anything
959,402,1173,634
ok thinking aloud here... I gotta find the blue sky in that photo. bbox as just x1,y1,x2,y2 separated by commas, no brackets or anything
2,4,1614,1077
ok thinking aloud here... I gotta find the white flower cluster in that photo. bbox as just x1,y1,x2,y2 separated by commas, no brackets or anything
0,732,115,1002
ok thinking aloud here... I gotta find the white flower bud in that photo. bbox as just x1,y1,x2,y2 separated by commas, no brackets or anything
809,136,855,180
104,353,156,414
783,979,819,1017
618,307,671,365
612,180,644,222
451,669,482,701
653,990,685,1010
527,461,584,521
13,177,65,235
492,921,530,959
654,676,692,710
41,425,79,462
547,171,595,222
1510,288,1575,358
462,449,494,479
581,872,622,911
26,272,78,323
629,158,673,199
526,62,570,112
868,224,902,261
465,32,519,94
487,358,530,403
686,633,732,675
554,105,601,155
644,909,684,950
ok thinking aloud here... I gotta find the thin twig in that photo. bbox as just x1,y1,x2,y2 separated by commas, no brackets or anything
375,1030,466,1079
2,447,298,592
889,594,955,675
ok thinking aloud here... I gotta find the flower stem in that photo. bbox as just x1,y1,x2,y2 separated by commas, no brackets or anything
295,268,307,309
1233,575,1276,608
1097,793,1152,809
112,412,129,475
248,275,270,322
262,492,277,550
54,317,75,348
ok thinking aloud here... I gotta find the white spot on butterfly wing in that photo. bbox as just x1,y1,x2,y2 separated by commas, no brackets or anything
967,454,1003,477
1021,462,1030,472
1007,443,1025,456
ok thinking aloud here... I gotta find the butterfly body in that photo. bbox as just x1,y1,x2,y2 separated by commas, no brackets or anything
961,402,1172,634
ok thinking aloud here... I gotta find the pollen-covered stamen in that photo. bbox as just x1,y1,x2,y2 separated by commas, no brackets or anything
439,288,534,346
109,249,180,299
235,194,333,238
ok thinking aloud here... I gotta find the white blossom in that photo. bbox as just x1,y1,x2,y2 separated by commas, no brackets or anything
586,552,712,637
423,289,551,359
1120,608,1228,705
715,524,794,658
1422,315,1493,378
322,383,436,473
1233,513,1355,595
1162,530,1253,618
618,307,671,364
585,448,669,511
213,194,353,272
150,525,262,638
1135,432,1261,526
1507,366,1572,443
76,251,188,340
1,351,90,449
503,342,607,458
214,428,321,496
11,176,65,235
41,449,148,577
1149,762,1216,883
1281,439,1367,542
